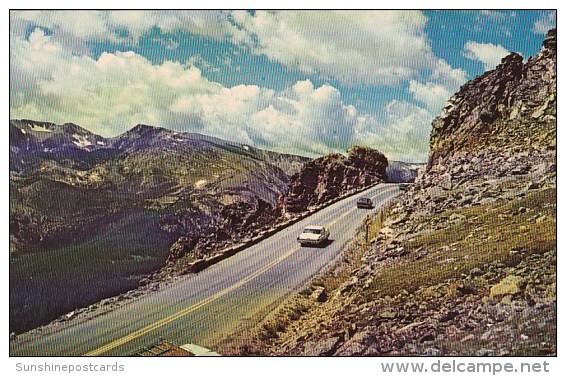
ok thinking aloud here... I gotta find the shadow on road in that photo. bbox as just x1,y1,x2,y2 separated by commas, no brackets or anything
300,239,335,248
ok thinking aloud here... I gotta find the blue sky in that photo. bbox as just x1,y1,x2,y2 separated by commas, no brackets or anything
9,10,555,161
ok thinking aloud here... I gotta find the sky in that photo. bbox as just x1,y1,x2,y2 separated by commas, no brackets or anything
9,10,556,162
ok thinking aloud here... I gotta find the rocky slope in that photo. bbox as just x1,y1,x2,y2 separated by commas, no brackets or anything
230,29,556,357
429,29,556,167
280,146,388,214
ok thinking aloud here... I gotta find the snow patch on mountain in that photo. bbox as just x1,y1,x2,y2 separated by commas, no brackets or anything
29,124,52,133
72,134,93,148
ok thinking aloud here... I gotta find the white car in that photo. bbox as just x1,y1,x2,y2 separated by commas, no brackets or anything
297,225,330,246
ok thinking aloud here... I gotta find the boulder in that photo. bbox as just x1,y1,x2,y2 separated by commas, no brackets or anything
310,286,328,302
490,275,524,297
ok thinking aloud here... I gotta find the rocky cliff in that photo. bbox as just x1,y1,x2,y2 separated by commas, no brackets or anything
429,28,556,169
280,146,388,214
409,29,557,216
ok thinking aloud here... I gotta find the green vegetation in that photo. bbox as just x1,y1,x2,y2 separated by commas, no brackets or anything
368,188,556,298
219,188,556,355
9,211,176,334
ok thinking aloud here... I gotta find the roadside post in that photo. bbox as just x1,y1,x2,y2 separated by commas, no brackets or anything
364,214,371,245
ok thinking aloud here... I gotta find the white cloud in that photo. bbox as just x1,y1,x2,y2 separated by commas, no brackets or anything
532,11,556,35
353,101,433,162
478,10,516,22
462,41,510,71
10,28,222,136
408,81,451,113
469,11,517,37
10,28,432,161
407,59,467,113
431,59,467,88
227,10,437,86
11,10,466,92
10,10,233,47
169,81,359,155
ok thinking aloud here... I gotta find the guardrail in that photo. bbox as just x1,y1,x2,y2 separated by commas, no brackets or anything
186,182,384,273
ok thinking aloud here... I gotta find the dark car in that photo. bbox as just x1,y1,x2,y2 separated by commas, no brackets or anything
356,197,374,209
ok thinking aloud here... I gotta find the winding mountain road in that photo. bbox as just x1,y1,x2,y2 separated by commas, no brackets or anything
10,183,400,356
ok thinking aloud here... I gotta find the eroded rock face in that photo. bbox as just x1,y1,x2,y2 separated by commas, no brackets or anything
280,146,388,214
429,29,556,170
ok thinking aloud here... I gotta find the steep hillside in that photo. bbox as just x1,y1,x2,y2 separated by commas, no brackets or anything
226,29,556,357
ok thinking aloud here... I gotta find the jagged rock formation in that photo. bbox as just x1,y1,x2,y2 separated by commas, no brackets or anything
280,146,388,214
429,29,556,169
165,198,277,264
407,28,557,216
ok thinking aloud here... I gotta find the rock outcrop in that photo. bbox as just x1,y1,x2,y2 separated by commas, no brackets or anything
280,146,388,214
429,29,556,169
403,28,557,217
164,198,277,264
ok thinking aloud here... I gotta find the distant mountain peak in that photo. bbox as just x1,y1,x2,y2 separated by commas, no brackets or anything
11,119,96,137
126,124,171,137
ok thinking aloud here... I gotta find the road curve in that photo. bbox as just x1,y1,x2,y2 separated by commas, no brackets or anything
10,184,400,356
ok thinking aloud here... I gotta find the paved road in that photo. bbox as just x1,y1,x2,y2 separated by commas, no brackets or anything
10,184,400,356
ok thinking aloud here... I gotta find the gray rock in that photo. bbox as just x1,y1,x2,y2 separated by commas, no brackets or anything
476,348,495,356
470,267,484,277
424,347,441,356
303,336,342,356
379,307,398,319
335,340,366,356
